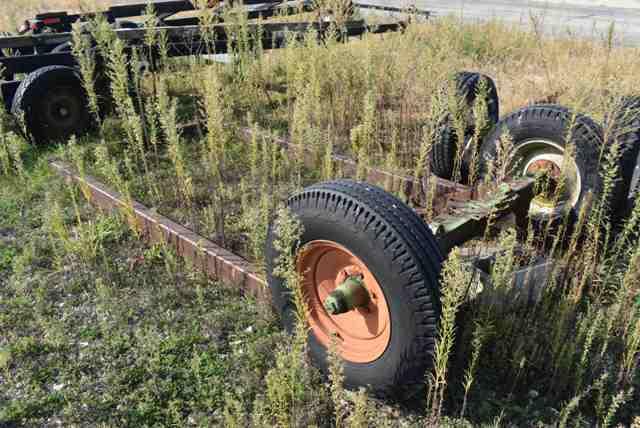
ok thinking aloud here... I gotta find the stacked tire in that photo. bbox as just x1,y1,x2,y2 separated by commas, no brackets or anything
604,97,640,216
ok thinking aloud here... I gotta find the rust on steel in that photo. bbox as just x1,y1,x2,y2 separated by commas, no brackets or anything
238,127,471,212
50,161,268,299
177,122,471,213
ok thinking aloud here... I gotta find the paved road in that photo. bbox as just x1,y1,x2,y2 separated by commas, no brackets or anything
108,0,640,44
356,0,640,44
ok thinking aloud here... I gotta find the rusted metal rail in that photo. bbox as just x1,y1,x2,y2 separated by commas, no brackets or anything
239,127,472,213
176,122,471,212
50,160,555,312
50,160,269,299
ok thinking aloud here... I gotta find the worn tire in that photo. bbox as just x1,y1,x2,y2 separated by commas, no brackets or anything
629,151,640,213
51,41,72,53
266,180,443,393
604,96,640,217
11,65,91,144
431,71,500,180
480,104,623,223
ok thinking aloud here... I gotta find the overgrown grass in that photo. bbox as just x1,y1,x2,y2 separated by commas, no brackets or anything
1,1,640,426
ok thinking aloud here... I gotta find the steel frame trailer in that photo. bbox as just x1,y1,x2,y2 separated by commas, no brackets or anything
51,145,545,395
0,0,427,144
261,75,640,393
50,75,640,394
12,1,639,396
18,0,432,35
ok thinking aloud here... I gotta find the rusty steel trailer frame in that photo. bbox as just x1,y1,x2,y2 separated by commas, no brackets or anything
51,116,555,398
50,148,534,301
2,1,312,61
14,0,431,36
239,127,473,213
51,160,269,298
0,21,404,83
13,0,318,36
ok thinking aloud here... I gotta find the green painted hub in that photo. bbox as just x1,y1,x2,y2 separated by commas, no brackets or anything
323,276,370,315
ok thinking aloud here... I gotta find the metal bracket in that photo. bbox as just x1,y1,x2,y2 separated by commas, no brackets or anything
430,178,536,254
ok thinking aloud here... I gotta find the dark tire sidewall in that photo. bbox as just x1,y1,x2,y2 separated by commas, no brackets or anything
266,181,442,392
13,66,91,144
432,72,500,180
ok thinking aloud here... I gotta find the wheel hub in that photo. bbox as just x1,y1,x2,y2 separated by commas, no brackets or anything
297,240,391,363
525,159,561,179
44,87,81,130
527,159,562,204
516,140,582,218
323,274,370,315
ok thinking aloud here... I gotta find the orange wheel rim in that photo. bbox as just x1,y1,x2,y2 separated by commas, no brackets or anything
297,240,391,363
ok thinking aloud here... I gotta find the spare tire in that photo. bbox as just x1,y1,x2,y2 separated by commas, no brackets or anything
266,180,443,393
430,71,500,181
480,104,624,225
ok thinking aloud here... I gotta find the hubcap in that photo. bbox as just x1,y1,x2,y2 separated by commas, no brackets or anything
44,87,81,130
297,240,391,363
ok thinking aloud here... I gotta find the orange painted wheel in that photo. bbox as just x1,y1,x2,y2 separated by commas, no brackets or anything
297,240,391,363
266,180,443,393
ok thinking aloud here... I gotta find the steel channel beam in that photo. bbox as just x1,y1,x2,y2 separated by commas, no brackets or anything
239,127,470,212
0,18,405,75
355,3,432,17
22,1,308,34
50,161,268,299
107,0,197,19
0,18,404,50
0,52,77,76
164,1,315,26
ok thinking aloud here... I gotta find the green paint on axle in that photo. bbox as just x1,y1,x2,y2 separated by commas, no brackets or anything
323,276,370,315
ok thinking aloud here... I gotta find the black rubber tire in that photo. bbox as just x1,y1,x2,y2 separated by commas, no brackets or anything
480,104,622,221
629,152,640,213
265,180,443,393
51,41,72,53
11,65,91,144
430,71,500,181
604,96,640,217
